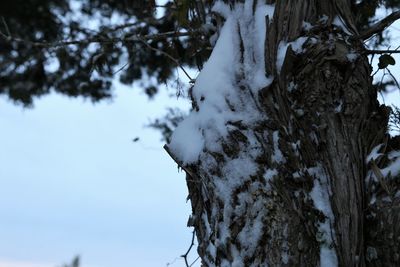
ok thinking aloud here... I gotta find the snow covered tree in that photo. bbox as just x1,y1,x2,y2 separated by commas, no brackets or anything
166,1,400,266
2,1,400,265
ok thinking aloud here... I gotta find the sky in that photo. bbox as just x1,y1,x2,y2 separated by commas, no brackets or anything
0,82,200,267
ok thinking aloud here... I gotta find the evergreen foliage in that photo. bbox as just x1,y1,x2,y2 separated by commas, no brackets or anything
0,0,213,106
1,0,398,107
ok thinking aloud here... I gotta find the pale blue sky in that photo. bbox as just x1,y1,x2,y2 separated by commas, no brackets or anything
0,83,199,267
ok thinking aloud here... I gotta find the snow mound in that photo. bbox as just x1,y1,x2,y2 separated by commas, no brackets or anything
169,1,274,164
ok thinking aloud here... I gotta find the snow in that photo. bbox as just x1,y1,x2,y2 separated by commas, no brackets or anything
310,173,334,220
276,37,308,73
223,156,258,179
366,144,400,179
334,100,343,113
302,21,313,31
381,156,400,178
169,9,237,163
168,116,205,163
230,246,245,267
308,165,338,267
237,214,264,254
264,168,278,181
320,15,329,24
242,1,275,92
169,1,274,165
346,52,359,62
272,131,285,163
369,194,377,205
290,140,301,157
320,247,339,267
295,109,305,117
281,224,289,264
287,81,297,92
332,16,352,35
212,1,231,19
366,144,384,163
388,150,400,160
276,42,289,73
214,156,259,201
290,37,309,52
292,171,302,179
366,246,378,261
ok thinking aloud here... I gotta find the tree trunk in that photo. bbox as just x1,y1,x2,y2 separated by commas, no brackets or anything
166,0,400,266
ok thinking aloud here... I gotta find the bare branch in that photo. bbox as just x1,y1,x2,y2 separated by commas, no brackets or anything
366,49,400,54
357,11,400,40
181,230,196,267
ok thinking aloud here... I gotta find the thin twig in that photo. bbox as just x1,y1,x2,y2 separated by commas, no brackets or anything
139,37,193,81
189,256,200,267
181,230,196,267
1,16,11,37
0,29,199,49
369,53,375,65
378,69,387,104
371,67,380,77
356,11,400,40
386,67,400,90
166,257,179,266
112,61,130,75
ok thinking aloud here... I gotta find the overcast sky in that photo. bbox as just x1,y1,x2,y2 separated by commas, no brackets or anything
0,82,201,267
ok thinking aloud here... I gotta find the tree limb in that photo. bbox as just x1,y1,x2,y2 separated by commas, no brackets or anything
0,29,199,48
357,11,400,40
366,49,400,54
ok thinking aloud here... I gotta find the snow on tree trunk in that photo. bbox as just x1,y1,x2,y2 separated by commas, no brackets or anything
166,0,400,266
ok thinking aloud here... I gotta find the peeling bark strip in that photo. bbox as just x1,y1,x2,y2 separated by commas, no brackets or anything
166,0,400,266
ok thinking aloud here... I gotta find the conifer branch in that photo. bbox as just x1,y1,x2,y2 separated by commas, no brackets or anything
0,29,199,48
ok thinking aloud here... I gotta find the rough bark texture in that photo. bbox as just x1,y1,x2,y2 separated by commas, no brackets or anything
166,0,400,266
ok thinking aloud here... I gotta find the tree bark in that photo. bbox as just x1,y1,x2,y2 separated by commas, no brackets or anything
166,0,400,266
